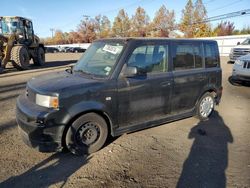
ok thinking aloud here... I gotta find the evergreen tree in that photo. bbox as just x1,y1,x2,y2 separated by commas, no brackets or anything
53,30,65,44
112,9,130,37
100,16,111,38
151,5,176,37
193,0,211,37
130,6,150,37
179,0,194,38
77,16,97,42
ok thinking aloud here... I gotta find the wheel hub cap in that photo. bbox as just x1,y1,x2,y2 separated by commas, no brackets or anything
200,96,214,118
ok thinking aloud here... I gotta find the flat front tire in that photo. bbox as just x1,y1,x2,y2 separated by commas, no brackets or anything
65,113,108,155
196,92,215,121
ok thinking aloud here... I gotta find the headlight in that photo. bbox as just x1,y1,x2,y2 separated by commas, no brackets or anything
235,60,243,66
36,94,59,109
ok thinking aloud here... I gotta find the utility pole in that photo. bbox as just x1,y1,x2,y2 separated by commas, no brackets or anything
82,15,90,20
50,28,55,38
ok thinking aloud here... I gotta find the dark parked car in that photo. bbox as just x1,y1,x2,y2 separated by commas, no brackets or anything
65,47,86,53
59,46,70,53
16,38,222,155
45,47,59,53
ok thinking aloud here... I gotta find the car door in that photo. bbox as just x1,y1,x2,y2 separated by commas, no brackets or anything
117,42,173,129
170,41,207,114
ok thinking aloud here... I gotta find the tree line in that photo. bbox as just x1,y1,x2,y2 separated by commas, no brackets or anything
42,0,250,45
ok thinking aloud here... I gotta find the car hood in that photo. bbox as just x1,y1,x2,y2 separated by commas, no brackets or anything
238,53,250,61
27,71,101,95
234,45,250,49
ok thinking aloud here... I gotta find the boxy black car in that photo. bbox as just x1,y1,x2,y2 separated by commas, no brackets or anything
16,38,222,155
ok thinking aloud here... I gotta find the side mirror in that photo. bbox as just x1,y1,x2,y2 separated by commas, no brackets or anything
237,42,240,45
123,66,138,77
65,65,73,74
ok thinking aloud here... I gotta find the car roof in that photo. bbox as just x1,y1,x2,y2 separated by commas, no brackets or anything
0,16,32,22
95,37,217,43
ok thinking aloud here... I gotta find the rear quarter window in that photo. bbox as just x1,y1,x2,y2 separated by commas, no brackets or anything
204,42,220,68
173,42,203,71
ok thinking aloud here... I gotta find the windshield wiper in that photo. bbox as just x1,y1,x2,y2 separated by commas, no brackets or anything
74,69,95,78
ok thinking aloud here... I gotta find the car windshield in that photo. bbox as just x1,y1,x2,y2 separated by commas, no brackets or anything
0,18,19,34
73,41,124,77
241,39,250,45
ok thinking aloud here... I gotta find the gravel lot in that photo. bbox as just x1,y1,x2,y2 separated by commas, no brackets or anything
0,53,249,188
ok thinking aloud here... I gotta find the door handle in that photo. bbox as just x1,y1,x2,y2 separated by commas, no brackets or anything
161,81,171,87
197,75,206,81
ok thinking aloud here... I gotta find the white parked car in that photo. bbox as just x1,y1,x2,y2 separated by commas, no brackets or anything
229,38,250,63
232,54,250,82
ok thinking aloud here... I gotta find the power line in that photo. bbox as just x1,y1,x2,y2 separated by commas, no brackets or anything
203,0,215,5
192,9,250,24
208,0,243,13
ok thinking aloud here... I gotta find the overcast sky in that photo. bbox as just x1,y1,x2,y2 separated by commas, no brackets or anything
1,0,249,38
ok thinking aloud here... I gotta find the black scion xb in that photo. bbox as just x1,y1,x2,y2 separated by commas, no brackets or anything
16,38,223,155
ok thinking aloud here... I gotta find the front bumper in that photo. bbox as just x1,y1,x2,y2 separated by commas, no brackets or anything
232,66,250,81
231,75,250,81
229,53,236,61
16,94,66,152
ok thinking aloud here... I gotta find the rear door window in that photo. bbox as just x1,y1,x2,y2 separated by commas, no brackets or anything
128,45,168,74
173,42,203,71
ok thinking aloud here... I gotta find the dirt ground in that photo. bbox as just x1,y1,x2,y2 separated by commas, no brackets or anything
0,53,249,188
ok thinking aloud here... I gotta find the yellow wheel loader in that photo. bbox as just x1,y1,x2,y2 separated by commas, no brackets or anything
0,16,45,72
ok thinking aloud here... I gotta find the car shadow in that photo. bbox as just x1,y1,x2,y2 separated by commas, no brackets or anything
0,122,119,188
228,76,250,87
0,119,17,133
176,111,233,188
0,152,90,188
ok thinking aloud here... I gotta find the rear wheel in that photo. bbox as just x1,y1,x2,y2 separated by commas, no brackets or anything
11,46,30,70
65,113,108,155
33,47,45,66
196,92,215,121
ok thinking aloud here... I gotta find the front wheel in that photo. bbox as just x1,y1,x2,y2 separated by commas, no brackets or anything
196,92,215,121
65,113,108,155
11,46,30,70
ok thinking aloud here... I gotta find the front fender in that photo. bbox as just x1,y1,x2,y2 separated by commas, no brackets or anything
61,100,114,127
60,100,115,135
67,100,106,118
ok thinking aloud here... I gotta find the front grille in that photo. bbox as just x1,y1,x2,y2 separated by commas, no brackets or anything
243,61,250,69
233,48,250,58
26,86,36,103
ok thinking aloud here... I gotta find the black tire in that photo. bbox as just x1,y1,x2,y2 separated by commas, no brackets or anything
11,46,30,70
33,47,45,66
65,113,108,155
196,92,215,121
